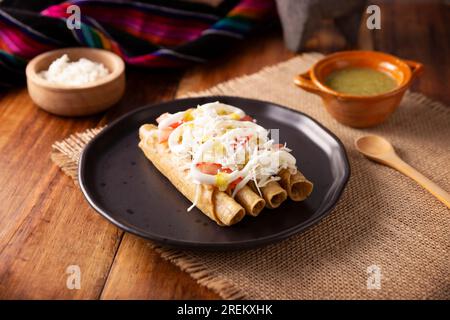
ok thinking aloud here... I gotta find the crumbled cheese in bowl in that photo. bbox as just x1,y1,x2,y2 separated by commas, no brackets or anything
39,54,110,86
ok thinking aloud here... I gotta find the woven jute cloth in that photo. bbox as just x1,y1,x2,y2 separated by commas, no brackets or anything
52,53,450,299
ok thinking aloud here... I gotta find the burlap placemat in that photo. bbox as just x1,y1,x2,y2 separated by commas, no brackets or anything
52,53,450,299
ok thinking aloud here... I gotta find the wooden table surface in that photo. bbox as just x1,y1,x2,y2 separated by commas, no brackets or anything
0,1,448,299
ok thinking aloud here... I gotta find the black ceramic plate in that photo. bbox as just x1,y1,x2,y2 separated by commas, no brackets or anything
79,96,350,249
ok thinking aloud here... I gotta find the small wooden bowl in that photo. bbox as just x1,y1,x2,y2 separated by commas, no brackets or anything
26,47,125,116
294,50,423,128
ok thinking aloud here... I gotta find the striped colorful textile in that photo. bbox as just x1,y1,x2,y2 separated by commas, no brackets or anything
0,0,275,87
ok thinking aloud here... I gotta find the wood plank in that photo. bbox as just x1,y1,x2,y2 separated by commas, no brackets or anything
176,27,294,97
100,234,218,300
0,172,121,298
370,0,450,105
100,70,182,124
0,71,181,298
0,88,104,298
0,90,98,254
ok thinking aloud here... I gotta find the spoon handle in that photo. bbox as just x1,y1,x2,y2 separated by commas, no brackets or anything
390,157,450,209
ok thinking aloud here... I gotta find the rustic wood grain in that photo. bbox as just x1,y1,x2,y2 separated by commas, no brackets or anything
0,90,103,298
369,0,450,105
0,1,448,299
176,28,294,97
0,71,181,299
100,234,218,300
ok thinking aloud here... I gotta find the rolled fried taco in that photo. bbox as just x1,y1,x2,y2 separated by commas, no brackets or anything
279,169,313,201
139,125,245,226
138,102,313,226
234,185,266,216
260,181,288,209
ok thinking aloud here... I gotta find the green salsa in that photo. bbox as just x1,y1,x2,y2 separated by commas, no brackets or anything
325,67,397,96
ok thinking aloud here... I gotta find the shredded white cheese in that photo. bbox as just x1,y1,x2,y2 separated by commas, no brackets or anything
39,54,109,86
156,102,298,200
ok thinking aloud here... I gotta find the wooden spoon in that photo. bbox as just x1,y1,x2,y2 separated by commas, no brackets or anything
355,135,450,209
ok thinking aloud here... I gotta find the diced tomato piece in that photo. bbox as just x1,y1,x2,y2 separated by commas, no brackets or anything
156,112,171,124
240,115,254,122
273,143,284,149
228,177,243,190
196,162,222,175
220,167,233,174
158,127,173,143
169,120,183,129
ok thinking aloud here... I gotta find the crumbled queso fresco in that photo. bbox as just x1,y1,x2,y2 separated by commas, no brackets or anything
39,54,110,85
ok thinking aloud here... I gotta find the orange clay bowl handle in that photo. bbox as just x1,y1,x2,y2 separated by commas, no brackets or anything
294,71,327,97
403,59,424,80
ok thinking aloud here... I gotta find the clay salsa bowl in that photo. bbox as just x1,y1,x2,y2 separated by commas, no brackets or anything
26,47,125,116
294,50,423,128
